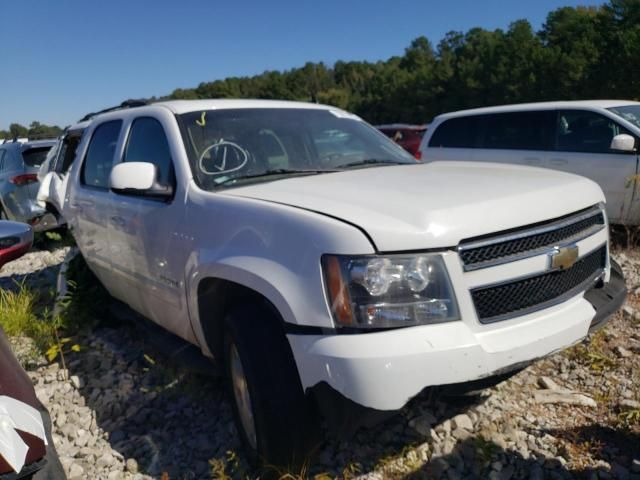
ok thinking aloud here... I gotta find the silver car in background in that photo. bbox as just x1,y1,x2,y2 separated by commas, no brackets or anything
0,139,55,229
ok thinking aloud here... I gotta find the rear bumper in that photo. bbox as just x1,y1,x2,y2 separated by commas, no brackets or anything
289,258,626,423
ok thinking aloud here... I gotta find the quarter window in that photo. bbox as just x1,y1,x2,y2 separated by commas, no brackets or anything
123,117,174,187
0,151,5,171
429,116,482,148
556,110,632,154
81,121,122,189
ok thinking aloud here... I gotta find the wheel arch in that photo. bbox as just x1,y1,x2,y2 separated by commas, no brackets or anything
194,274,291,361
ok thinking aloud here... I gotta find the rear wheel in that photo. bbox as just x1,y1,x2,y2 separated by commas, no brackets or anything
223,304,320,471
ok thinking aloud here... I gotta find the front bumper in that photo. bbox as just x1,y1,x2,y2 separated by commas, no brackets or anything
585,259,626,332
288,260,626,416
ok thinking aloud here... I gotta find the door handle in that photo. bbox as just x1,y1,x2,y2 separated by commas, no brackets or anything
549,158,568,166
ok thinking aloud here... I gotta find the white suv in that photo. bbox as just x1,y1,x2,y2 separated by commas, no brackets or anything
420,100,640,224
63,99,626,467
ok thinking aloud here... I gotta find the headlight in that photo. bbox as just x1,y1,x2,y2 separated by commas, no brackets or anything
322,253,459,329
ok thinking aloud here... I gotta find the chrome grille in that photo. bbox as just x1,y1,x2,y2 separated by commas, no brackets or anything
459,206,605,271
471,245,606,324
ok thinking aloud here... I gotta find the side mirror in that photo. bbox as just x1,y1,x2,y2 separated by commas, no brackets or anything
610,134,636,152
110,162,173,199
0,221,33,269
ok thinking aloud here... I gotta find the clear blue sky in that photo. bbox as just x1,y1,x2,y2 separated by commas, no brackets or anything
0,0,602,130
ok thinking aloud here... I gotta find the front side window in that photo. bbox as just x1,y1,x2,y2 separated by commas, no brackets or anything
608,105,640,129
81,121,122,189
123,117,174,187
557,110,631,154
178,108,414,190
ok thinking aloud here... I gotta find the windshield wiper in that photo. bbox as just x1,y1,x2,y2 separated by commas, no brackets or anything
214,168,338,186
338,159,408,169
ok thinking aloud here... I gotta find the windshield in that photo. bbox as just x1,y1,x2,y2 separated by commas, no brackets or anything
608,105,640,129
178,108,415,190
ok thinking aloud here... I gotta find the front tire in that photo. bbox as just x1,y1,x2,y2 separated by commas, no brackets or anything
223,304,320,470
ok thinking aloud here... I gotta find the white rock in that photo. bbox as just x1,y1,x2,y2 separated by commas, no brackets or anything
537,376,561,390
452,413,474,431
70,375,82,389
69,463,84,478
614,346,632,358
533,389,597,407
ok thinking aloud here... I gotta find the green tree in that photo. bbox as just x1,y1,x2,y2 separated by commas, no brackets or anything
9,123,28,139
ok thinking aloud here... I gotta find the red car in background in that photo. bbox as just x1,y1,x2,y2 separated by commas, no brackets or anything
376,124,428,159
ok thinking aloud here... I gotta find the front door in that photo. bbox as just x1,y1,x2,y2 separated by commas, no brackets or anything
107,116,195,343
552,110,638,223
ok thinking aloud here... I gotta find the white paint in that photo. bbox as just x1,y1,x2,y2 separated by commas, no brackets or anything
109,162,156,191
0,396,47,473
420,99,640,224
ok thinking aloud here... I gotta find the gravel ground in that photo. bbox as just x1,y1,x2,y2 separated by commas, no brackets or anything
1,245,639,479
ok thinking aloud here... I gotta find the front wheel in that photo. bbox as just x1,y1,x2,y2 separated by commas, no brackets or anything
223,304,321,470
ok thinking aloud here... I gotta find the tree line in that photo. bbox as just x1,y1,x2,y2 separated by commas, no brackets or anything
3,0,639,134
0,122,62,141
166,0,640,124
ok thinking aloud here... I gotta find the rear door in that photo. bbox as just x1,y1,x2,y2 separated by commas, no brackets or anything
67,120,122,289
552,110,638,223
469,111,556,168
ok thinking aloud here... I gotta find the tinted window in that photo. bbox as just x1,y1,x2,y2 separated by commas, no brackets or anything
124,118,174,186
429,116,482,148
82,121,122,189
557,110,631,154
481,111,555,150
22,147,52,167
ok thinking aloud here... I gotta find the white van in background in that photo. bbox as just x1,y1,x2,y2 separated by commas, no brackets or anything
420,101,640,225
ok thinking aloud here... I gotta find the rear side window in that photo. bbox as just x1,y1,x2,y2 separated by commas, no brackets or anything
82,121,122,189
481,111,555,150
557,110,632,154
0,151,5,171
123,117,174,187
21,147,52,167
429,117,482,148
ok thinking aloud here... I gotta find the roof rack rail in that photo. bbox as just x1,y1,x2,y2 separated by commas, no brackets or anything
79,98,148,122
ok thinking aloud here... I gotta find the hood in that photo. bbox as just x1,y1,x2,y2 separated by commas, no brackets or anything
222,162,605,251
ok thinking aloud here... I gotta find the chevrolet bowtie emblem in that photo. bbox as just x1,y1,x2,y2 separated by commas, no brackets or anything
549,245,579,271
